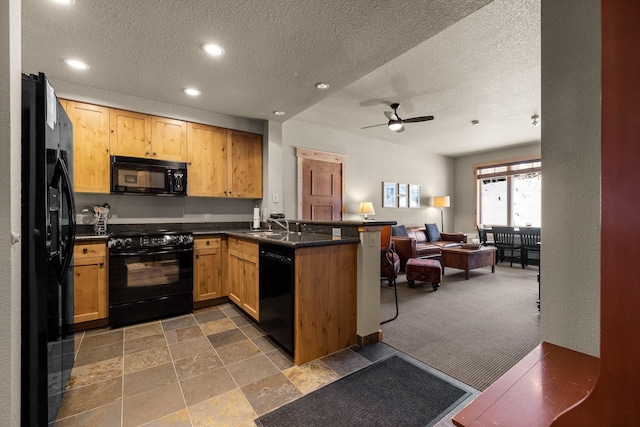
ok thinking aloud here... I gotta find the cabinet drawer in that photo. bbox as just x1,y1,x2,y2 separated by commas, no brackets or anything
228,237,258,256
74,242,107,258
194,237,221,250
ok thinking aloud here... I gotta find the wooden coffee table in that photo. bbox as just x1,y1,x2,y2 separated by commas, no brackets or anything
441,246,497,280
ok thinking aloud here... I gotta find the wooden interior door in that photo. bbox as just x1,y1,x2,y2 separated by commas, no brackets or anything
301,157,343,221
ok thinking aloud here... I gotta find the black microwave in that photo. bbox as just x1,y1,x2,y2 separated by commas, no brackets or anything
111,156,187,196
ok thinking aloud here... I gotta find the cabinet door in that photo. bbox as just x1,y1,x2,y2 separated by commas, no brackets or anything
187,123,228,197
242,252,259,320
73,242,108,323
194,238,222,301
109,108,152,157
228,131,263,198
66,101,111,193
228,248,244,306
151,116,187,161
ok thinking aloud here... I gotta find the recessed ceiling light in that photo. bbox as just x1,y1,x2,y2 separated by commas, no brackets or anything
315,82,330,90
64,59,89,70
183,88,201,96
203,44,225,57
52,0,75,5
273,111,285,116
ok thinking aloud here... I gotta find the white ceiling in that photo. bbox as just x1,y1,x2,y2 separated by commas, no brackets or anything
22,0,540,157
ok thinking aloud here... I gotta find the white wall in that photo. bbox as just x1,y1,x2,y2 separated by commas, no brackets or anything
281,119,454,227
1,0,21,423
540,0,601,356
453,143,541,236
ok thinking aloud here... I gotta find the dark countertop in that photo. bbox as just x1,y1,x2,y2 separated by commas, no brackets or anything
75,226,361,248
223,230,360,248
75,234,110,242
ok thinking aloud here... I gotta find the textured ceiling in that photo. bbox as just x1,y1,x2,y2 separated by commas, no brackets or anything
22,0,539,157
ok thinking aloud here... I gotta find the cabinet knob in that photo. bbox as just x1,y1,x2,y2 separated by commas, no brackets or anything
99,262,104,267
152,152,157,156
206,241,210,245
105,148,109,152
145,151,150,155
82,248,88,254
196,254,200,259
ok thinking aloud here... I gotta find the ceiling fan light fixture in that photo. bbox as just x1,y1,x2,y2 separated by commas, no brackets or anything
531,114,540,126
388,120,403,131
315,82,330,90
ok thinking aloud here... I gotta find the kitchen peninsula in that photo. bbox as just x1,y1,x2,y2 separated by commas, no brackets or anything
75,220,391,365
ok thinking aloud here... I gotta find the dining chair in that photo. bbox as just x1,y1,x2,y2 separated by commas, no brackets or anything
519,227,541,269
491,226,520,267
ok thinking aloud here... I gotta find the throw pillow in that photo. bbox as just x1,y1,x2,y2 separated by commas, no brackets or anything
392,225,409,237
425,223,441,242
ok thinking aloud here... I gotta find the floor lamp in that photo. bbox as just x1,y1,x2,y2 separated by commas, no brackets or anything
433,196,450,231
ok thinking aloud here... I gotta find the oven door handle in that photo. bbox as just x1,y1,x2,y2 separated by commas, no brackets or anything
110,247,193,257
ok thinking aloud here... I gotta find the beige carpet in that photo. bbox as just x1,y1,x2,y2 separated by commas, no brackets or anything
380,262,541,391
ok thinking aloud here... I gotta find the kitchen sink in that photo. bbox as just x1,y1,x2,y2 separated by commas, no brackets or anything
246,231,283,237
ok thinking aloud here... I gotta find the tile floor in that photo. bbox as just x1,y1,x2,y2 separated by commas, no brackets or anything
54,303,407,427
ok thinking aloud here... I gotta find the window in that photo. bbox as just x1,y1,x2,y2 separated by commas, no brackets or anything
474,157,541,227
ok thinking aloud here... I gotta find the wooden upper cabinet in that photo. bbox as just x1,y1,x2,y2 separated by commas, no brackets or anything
151,116,187,161
109,108,152,158
228,130,263,198
110,109,186,161
187,123,228,197
65,101,111,193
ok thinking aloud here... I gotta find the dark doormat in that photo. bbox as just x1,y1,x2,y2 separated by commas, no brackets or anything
256,354,473,427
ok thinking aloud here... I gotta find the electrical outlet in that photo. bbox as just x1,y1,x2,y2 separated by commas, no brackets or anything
272,193,280,203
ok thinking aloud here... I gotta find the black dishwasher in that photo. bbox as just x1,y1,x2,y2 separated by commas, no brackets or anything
259,243,295,356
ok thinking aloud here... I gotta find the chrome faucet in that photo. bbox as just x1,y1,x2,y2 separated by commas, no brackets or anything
267,217,289,232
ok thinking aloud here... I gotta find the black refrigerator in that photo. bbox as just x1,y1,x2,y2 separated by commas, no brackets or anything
21,73,76,426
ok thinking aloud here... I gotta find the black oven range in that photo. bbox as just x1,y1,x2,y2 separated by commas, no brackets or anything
108,231,194,328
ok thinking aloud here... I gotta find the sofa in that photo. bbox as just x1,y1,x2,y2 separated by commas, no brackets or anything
391,224,467,271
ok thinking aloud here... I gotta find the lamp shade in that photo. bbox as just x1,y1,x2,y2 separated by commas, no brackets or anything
433,196,450,208
357,202,375,218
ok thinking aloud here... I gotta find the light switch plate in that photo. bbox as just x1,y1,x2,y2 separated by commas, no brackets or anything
332,227,341,237
272,193,279,203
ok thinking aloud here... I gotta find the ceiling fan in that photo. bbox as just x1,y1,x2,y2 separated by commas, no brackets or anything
361,103,434,133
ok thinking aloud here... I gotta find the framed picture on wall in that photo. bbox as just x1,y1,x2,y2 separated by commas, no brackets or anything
398,195,408,208
398,183,408,196
409,184,421,208
383,182,398,208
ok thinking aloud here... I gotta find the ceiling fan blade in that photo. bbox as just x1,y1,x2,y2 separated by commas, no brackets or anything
403,115,435,123
361,123,388,129
384,111,398,120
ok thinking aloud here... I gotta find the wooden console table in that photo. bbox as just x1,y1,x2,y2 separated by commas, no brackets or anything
452,342,599,427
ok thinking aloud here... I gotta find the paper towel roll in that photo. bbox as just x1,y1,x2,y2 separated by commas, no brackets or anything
253,219,260,229
253,207,260,221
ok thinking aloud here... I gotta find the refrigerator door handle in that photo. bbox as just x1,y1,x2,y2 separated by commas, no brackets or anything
55,157,76,283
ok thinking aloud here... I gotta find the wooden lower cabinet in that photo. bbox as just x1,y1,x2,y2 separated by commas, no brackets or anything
228,238,259,320
194,237,223,301
73,242,108,323
294,243,358,365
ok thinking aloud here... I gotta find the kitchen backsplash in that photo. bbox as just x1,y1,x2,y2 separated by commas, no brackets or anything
75,193,260,225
